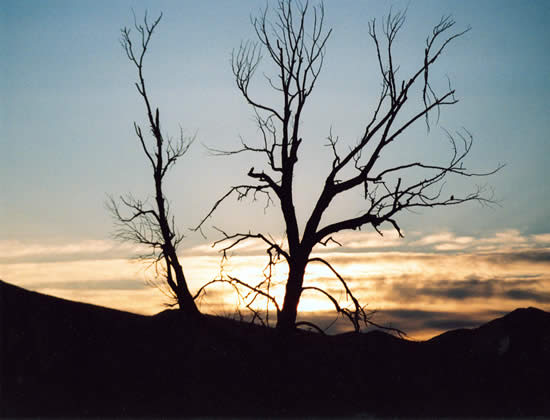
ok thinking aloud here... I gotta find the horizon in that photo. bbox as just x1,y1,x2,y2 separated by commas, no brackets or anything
3,228,549,339
2,0,549,340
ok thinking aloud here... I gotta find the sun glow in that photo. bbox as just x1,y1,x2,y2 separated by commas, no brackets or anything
1,231,549,338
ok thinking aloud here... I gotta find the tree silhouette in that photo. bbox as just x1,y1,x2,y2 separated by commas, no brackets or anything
108,13,200,316
196,1,502,332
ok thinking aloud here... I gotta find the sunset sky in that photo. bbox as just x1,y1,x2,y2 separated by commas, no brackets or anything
2,0,549,339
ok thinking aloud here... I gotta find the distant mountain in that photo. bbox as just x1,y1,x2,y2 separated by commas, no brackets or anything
1,280,549,417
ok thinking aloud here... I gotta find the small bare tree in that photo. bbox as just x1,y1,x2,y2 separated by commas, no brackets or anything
195,1,501,332
108,13,200,316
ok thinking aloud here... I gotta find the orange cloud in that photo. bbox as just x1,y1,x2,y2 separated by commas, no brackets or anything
1,230,549,340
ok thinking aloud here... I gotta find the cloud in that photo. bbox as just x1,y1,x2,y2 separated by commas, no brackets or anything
422,317,494,331
3,228,549,341
290,308,511,339
0,240,147,264
3,229,548,267
306,229,550,258
484,249,550,265
186,239,270,257
412,232,474,247
387,277,550,304
503,288,550,303
371,308,509,338
532,233,550,244
30,279,148,291
434,243,472,251
336,229,403,249
409,229,537,253
313,251,415,267
311,246,550,280
390,278,496,301
480,229,528,245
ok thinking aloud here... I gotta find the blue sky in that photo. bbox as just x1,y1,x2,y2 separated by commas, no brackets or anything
1,0,549,337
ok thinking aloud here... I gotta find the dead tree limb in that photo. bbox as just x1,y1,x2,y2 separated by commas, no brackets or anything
195,2,502,332
108,12,200,315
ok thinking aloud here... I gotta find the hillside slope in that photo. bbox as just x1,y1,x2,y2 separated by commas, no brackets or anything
1,280,549,417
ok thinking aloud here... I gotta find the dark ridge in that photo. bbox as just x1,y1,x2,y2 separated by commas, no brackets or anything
0,279,146,320
1,280,549,417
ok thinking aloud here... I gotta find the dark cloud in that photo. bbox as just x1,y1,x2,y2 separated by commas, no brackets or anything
389,278,484,301
303,271,550,313
423,318,489,331
484,249,550,265
509,274,544,279
291,308,511,339
388,277,550,304
196,301,540,340
504,288,550,303
372,308,509,339
408,278,496,300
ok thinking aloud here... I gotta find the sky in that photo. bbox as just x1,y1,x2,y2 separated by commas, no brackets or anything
1,0,549,339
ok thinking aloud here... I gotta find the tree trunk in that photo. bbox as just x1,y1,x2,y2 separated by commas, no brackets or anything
173,262,200,316
164,244,200,316
154,173,200,317
277,259,307,331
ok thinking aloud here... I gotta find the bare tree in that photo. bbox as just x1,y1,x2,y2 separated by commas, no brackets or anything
195,1,501,332
108,13,200,316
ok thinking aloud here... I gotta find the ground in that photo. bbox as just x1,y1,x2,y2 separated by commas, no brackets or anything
1,280,549,417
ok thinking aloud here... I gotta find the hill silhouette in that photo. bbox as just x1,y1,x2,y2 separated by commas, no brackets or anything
1,280,549,417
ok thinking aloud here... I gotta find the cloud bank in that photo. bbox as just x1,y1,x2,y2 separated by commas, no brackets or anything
1,229,549,339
